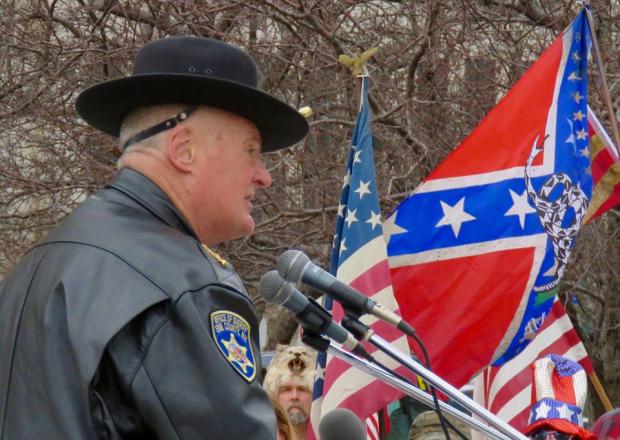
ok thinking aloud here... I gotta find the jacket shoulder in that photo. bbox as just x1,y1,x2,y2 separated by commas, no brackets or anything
40,192,247,300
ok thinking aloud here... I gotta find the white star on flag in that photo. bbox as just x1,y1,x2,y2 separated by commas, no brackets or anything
314,362,325,381
339,237,347,254
576,128,587,140
345,208,358,227
337,203,345,217
504,189,536,228
366,211,382,230
579,148,589,157
354,180,371,199
436,197,476,237
573,110,585,121
573,90,583,103
383,212,408,245
342,169,351,188
567,71,581,81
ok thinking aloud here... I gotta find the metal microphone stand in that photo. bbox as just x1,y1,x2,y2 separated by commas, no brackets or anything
339,318,528,440
325,341,513,440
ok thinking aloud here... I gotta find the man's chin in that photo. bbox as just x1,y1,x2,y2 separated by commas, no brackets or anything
286,406,309,424
287,410,309,426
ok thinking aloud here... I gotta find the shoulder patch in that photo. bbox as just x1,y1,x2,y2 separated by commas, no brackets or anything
211,310,257,382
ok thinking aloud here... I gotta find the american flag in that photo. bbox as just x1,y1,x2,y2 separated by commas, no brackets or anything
308,76,411,439
386,9,595,388
472,299,593,436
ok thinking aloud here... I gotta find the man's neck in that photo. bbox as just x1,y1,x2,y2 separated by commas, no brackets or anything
294,424,308,440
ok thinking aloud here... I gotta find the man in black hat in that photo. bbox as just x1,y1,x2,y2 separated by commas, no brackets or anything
0,37,308,439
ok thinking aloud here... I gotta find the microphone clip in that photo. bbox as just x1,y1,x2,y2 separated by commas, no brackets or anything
297,297,333,335
341,316,373,342
301,327,330,353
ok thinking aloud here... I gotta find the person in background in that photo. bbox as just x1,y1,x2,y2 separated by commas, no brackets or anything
264,345,317,440
271,397,298,440
592,407,620,440
523,355,596,440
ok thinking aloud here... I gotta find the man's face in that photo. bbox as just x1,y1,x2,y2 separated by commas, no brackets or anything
189,108,272,245
277,382,312,426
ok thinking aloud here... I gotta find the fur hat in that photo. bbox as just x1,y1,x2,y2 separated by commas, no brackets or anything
263,345,317,399
524,354,595,440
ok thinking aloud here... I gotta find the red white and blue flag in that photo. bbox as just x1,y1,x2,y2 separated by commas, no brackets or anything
309,77,411,439
385,10,594,388
472,299,593,435
472,109,617,434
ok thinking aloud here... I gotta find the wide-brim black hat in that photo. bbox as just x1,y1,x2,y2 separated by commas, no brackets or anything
76,37,309,152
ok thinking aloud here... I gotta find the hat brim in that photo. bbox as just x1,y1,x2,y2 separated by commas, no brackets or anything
525,419,596,440
75,74,309,152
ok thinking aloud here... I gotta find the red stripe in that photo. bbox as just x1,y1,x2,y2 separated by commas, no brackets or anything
333,259,392,322
366,413,379,440
590,144,615,182
329,365,410,419
349,259,392,295
508,405,531,431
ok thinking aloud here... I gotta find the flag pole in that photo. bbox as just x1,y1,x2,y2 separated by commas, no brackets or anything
583,6,618,412
584,6,620,157
588,370,614,411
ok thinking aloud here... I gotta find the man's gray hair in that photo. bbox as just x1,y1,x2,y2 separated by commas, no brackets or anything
118,103,187,153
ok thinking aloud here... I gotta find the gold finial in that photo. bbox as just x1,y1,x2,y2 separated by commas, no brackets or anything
202,244,229,267
298,106,313,119
338,47,379,76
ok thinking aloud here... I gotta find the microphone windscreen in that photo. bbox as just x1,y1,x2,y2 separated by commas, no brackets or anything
318,408,366,440
277,249,309,282
258,270,288,304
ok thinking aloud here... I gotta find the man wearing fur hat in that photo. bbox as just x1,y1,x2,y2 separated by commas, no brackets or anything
264,345,317,440
0,37,307,438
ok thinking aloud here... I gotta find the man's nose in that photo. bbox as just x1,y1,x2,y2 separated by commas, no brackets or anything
255,161,272,188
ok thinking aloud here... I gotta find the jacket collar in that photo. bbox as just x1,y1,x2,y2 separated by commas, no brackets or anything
107,167,198,240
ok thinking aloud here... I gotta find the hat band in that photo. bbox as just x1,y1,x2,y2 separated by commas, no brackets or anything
121,106,198,151
529,397,583,426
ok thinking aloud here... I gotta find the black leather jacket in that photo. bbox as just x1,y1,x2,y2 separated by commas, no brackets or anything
0,168,276,439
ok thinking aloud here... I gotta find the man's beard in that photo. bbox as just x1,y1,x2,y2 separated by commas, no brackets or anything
286,405,309,426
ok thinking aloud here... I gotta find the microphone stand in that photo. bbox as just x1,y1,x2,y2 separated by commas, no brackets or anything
325,341,514,440
339,317,528,440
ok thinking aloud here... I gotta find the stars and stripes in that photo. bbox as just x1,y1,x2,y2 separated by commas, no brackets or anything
308,76,411,439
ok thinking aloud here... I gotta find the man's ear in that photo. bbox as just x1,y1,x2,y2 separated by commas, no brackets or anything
167,126,194,172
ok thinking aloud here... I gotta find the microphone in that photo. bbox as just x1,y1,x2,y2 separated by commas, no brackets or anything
259,271,369,357
318,408,366,440
277,250,415,335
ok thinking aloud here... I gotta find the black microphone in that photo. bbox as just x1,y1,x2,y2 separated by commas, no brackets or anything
318,408,366,440
259,271,369,357
276,250,415,335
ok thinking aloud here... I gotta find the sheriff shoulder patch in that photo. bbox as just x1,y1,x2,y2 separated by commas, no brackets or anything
211,310,257,382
